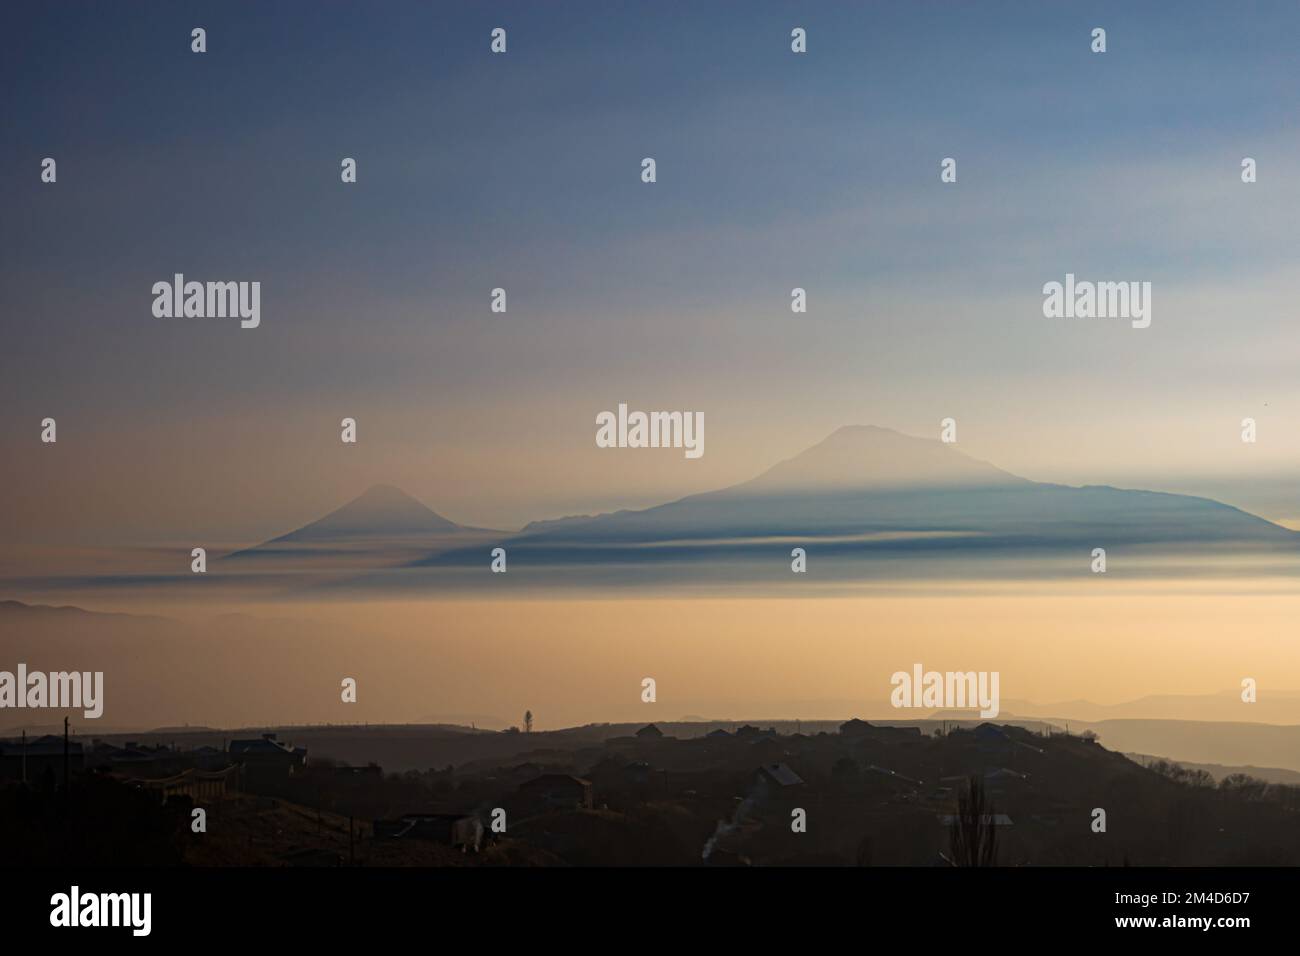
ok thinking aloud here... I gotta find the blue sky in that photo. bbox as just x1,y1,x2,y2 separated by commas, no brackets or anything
2,1,1299,545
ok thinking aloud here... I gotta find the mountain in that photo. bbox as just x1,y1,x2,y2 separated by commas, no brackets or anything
226,485,502,565
264,484,466,542
416,425,1297,579
517,426,1022,537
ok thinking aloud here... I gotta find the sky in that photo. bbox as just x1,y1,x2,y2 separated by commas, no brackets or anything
8,591,1300,733
3,3,1300,733
3,0,1300,555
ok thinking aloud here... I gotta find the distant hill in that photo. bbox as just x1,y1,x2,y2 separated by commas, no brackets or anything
925,707,1300,772
0,599,171,624
1000,690,1300,725
1125,753,1300,786
1062,718,1300,773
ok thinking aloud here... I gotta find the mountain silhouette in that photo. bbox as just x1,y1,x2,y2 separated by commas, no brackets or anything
270,485,464,541
417,425,1296,575
226,485,500,563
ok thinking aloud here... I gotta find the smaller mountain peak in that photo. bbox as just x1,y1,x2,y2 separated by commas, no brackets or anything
352,483,421,505
270,484,463,541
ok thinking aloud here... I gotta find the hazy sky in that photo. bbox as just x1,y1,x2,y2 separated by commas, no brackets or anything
4,0,1300,551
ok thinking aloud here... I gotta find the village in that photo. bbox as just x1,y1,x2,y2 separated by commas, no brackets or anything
3,716,1297,867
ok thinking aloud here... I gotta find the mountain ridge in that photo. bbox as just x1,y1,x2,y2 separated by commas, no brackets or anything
198,426,1295,577
441,426,1294,564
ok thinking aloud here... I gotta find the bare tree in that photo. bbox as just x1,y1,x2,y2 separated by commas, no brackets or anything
949,774,998,867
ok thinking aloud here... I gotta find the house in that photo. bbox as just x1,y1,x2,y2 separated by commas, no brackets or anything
227,733,306,790
839,718,874,736
85,741,152,771
984,767,1029,783
518,773,593,810
840,718,923,741
885,726,924,740
974,723,1009,742
974,723,1012,754
938,768,1028,790
86,740,191,777
754,763,804,791
974,722,1045,755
